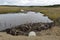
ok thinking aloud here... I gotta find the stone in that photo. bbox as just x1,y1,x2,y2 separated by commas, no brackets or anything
28,31,36,37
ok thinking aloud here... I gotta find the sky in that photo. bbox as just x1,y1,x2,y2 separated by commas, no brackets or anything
0,0,60,6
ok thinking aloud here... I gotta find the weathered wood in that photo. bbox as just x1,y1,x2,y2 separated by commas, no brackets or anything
1,22,54,36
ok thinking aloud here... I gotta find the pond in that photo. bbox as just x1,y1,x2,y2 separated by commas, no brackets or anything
0,11,53,31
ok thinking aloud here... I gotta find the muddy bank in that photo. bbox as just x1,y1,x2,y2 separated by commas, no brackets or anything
2,22,54,36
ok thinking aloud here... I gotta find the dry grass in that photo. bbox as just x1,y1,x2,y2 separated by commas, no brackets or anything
0,26,60,40
0,32,60,40
37,26,60,36
0,6,20,14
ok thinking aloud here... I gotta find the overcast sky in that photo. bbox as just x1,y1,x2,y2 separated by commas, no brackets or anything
0,0,60,6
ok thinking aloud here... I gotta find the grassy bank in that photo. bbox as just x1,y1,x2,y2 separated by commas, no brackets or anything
0,6,60,25
0,6,20,14
0,26,60,40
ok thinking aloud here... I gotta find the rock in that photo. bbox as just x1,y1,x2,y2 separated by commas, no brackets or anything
21,9,24,12
28,31,36,37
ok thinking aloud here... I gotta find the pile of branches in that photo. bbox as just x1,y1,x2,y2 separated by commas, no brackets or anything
3,22,54,36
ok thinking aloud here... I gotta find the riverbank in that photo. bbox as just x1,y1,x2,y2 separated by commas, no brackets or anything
0,26,60,40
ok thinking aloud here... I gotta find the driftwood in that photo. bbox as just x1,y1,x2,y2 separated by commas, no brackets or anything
2,22,54,36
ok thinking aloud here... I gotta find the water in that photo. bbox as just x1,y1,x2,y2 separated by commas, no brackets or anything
0,11,53,31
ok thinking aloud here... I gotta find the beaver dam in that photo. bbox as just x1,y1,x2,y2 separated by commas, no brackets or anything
0,11,54,36
2,22,54,36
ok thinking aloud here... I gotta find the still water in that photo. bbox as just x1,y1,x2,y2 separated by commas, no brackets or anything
0,11,53,31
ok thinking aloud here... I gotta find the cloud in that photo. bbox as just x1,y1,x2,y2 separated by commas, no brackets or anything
0,0,60,6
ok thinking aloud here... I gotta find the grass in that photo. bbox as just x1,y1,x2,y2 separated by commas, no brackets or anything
38,26,60,36
0,26,60,40
0,6,60,24
0,6,20,14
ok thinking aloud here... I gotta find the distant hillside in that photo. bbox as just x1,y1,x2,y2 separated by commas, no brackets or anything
0,4,60,7
43,4,60,7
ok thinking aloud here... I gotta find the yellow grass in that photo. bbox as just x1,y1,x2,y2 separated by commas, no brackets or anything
0,6,20,13
0,26,60,40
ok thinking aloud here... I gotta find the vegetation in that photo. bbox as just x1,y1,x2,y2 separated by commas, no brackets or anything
0,5,60,25
0,5,60,39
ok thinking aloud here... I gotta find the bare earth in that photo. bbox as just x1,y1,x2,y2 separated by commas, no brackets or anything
0,26,60,40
